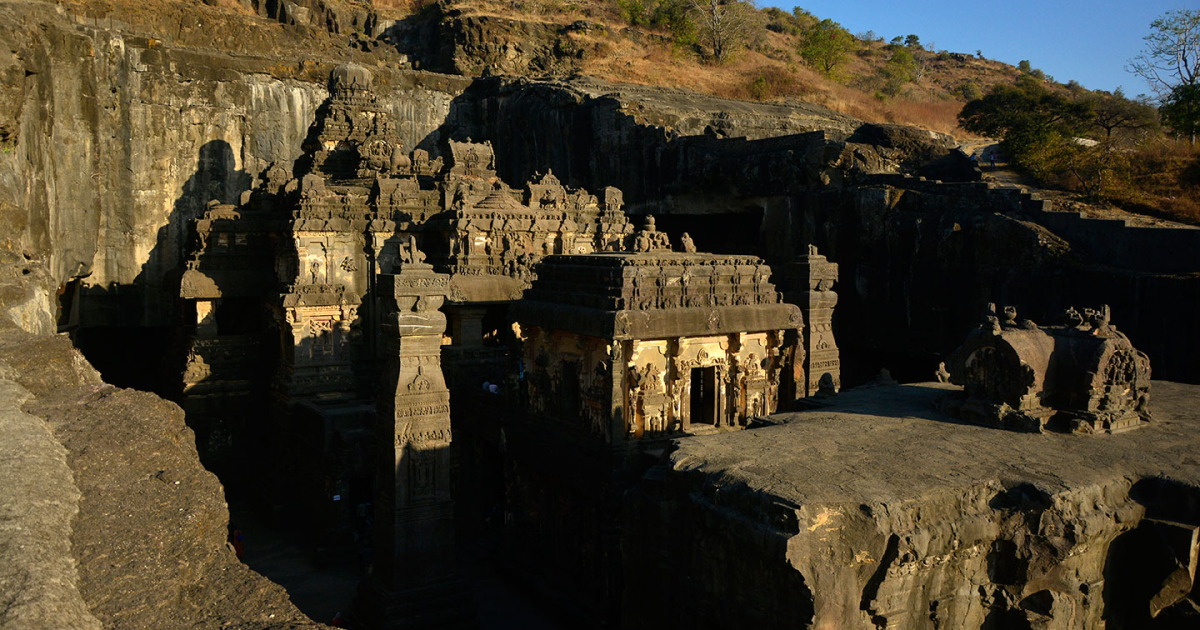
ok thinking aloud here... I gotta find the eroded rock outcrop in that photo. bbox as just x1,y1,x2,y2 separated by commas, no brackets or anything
0,260,327,629
624,382,1200,630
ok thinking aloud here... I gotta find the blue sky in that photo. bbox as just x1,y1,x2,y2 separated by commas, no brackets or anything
770,1,1189,96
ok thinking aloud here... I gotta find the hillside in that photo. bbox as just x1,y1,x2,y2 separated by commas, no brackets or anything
34,0,1199,223
46,0,1026,137
393,0,1026,136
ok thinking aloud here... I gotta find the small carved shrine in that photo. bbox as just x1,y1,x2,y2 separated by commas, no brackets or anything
942,303,1151,433
511,250,805,440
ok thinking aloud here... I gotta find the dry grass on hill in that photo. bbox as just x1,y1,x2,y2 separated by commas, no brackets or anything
579,33,981,136
1113,141,1200,225
437,1,1007,137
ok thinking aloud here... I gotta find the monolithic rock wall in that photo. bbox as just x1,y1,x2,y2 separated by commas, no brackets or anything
0,352,100,630
792,180,1200,384
0,2,469,328
435,77,903,205
435,74,1200,384
868,176,1200,275
0,247,326,629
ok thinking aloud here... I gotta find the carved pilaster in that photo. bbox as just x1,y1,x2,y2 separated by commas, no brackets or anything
788,246,840,397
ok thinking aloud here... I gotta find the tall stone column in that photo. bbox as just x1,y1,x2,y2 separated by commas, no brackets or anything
356,254,471,629
794,246,841,397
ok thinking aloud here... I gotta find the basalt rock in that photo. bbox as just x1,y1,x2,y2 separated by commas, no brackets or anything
0,252,326,629
942,303,1151,433
624,382,1200,630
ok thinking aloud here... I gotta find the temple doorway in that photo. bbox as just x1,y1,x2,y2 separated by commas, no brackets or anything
690,367,718,426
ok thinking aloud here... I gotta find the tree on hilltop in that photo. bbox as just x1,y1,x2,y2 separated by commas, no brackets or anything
688,0,760,63
959,79,1092,176
798,18,855,77
1083,89,1159,140
1127,9,1199,97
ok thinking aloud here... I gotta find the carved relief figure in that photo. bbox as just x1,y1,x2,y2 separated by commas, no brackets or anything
308,257,324,285
680,233,697,253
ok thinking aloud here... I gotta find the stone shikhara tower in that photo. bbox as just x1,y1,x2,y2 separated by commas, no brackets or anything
356,242,469,628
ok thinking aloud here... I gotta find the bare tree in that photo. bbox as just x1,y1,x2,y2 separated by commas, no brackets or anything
689,0,760,63
1127,9,1200,97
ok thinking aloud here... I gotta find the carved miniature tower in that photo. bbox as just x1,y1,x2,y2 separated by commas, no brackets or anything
791,245,840,397
356,240,468,628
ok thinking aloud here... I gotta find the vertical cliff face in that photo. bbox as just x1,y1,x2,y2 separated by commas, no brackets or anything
790,182,1200,385
431,77,892,205
0,3,470,330
0,5,456,627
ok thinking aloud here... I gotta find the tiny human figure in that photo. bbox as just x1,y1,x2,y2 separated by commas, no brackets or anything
969,153,978,167
330,611,346,627
228,523,245,559
988,152,997,170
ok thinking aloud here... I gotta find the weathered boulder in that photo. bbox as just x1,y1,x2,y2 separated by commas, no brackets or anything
0,326,328,628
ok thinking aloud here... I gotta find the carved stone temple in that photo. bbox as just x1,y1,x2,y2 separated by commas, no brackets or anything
941,303,1152,433
17,4,1200,628
171,63,834,628
513,251,805,436
502,243,805,619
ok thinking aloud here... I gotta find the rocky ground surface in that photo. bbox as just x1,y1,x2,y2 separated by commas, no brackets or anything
653,381,1200,629
0,256,325,628
564,76,865,139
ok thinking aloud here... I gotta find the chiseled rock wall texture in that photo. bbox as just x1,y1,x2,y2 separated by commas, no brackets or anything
798,183,1200,385
0,2,469,328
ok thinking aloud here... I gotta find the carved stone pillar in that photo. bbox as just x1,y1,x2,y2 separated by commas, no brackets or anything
794,246,841,397
356,260,471,629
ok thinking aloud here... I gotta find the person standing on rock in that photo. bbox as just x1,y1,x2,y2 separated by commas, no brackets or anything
989,152,997,170
228,523,245,559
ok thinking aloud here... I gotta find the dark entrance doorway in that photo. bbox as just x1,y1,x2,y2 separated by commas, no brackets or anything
690,367,717,426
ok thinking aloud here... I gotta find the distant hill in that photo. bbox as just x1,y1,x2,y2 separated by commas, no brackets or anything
371,0,1038,137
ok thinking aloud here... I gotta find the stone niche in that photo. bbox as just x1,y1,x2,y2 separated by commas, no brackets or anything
511,250,805,442
942,304,1151,433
